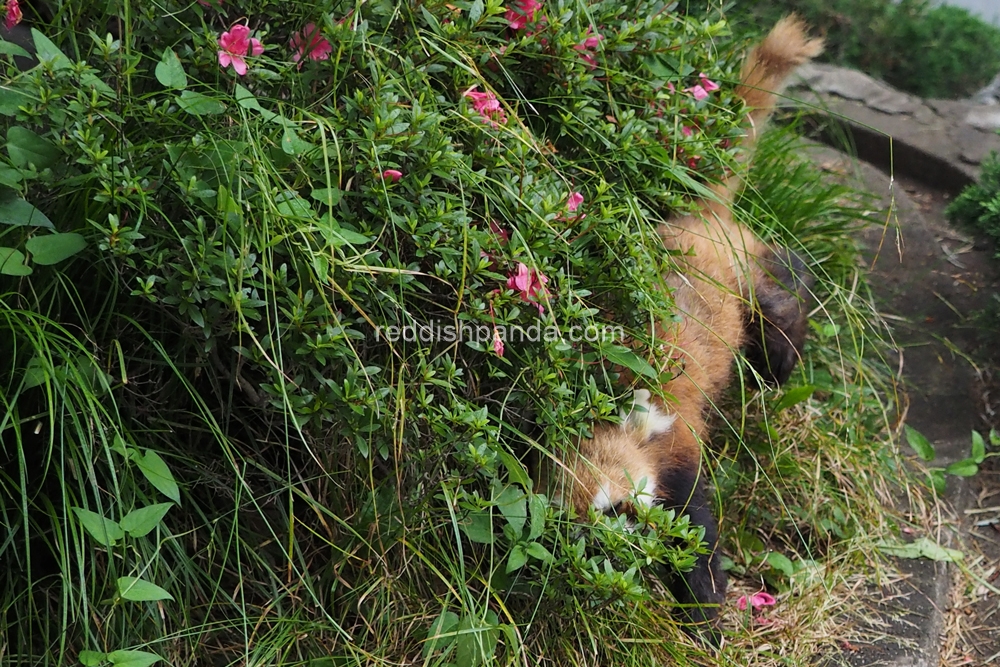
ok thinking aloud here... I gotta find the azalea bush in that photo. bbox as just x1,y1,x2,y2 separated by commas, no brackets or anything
0,1,912,665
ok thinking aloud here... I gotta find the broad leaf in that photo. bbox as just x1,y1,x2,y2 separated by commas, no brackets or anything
31,29,72,70
527,493,546,541
155,49,187,89
176,90,225,116
505,544,528,573
774,385,816,412
904,424,935,461
107,650,162,667
766,552,795,576
603,345,657,378
0,40,30,58
120,503,173,538
0,194,54,227
78,650,107,666
495,485,526,534
117,576,174,602
71,507,124,545
945,459,978,477
0,86,31,116
26,233,87,265
460,510,493,544
0,247,31,275
133,450,181,503
525,542,553,563
876,537,963,563
972,430,986,464
310,187,343,206
8,127,60,169
422,609,459,658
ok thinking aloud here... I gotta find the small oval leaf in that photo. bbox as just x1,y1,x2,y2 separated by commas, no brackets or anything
155,48,187,89
134,450,181,503
904,424,936,462
120,503,173,538
71,507,124,545
0,247,32,275
107,649,163,667
176,90,225,116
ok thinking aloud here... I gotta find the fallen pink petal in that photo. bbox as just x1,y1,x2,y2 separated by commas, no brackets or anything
686,84,709,101
291,23,333,65
698,73,720,92
381,169,403,183
736,591,777,612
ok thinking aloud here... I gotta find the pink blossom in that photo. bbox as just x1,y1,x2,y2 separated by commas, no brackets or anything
489,219,510,245
218,25,264,76
681,126,693,138
698,73,720,93
4,0,21,30
493,327,505,357
506,0,542,31
463,86,508,128
566,192,584,213
573,29,603,70
197,0,221,6
736,591,776,612
381,169,403,183
506,263,549,314
666,82,676,94
687,84,708,101
290,23,333,66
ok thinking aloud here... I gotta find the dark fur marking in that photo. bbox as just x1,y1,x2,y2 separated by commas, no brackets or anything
655,462,725,644
745,245,813,386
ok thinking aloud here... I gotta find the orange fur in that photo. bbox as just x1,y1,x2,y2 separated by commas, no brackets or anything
546,16,824,633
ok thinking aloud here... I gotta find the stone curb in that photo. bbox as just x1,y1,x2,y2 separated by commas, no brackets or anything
786,62,1000,194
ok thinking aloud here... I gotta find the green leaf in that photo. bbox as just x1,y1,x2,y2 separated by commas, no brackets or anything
944,458,978,477
774,385,816,412
310,188,343,206
904,424,935,461
107,650,163,667
133,450,181,503
498,449,529,488
120,503,173,538
8,126,60,169
22,355,48,389
455,615,499,667
117,576,174,602
972,431,986,463
876,537,963,563
766,552,795,577
603,345,657,378
0,194,54,228
0,40,30,59
495,485,526,535
0,163,22,186
0,86,31,116
525,542,553,563
281,127,313,156
275,191,313,220
26,233,86,265
929,469,946,495
461,510,494,544
316,214,370,247
990,428,1000,447
79,650,107,666
506,544,528,573
469,0,484,23
71,507,124,545
0,247,31,275
422,609,459,658
527,493,546,541
31,29,72,70
176,90,225,116
155,48,187,89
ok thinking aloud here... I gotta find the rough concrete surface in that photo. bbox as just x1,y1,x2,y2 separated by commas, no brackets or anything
790,65,1000,665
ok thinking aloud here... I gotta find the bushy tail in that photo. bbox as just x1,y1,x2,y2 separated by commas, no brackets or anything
736,14,824,147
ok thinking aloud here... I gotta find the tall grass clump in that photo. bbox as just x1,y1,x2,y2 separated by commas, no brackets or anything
0,1,923,665
728,0,1000,99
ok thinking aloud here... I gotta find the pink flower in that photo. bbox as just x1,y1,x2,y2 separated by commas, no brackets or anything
681,126,693,138
698,73,720,93
463,86,508,128
506,0,542,31
218,24,264,76
573,29,603,70
4,0,21,30
290,23,332,66
736,591,776,612
687,84,708,101
506,262,549,314
489,219,510,245
381,169,403,183
197,0,221,6
566,191,584,213
493,327,505,357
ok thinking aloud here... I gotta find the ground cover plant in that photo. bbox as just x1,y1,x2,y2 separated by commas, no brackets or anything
725,0,1000,99
0,1,928,665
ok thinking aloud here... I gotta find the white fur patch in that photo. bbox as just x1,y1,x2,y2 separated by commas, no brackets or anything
622,389,676,438
592,485,613,512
